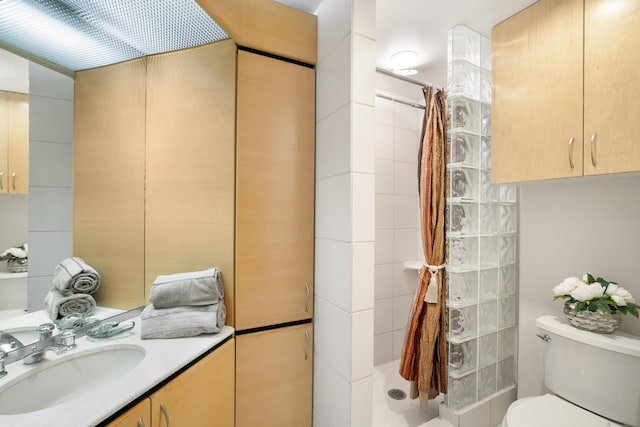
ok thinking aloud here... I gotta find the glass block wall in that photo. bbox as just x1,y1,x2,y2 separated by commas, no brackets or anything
444,25,519,411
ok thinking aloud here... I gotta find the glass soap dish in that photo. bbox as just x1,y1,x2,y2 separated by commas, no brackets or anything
57,314,100,330
86,320,135,339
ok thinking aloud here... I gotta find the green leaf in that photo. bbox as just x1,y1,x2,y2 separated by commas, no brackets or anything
553,295,570,301
586,273,595,283
627,304,639,318
593,300,612,313
575,301,588,312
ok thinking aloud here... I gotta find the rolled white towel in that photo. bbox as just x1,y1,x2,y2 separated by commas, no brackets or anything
45,289,96,320
52,257,101,295
149,267,224,308
140,302,226,339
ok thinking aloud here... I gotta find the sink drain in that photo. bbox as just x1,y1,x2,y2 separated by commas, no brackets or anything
387,388,407,400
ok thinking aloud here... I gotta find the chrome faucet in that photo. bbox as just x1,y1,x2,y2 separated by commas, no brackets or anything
0,331,24,353
0,350,7,378
22,323,76,365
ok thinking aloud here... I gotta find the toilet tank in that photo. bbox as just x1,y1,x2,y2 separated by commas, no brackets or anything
537,315,640,426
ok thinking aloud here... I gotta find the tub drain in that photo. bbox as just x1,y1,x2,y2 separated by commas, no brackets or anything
387,389,407,400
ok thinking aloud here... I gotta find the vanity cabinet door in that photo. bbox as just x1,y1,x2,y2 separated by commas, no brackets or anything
236,324,313,427
491,0,583,183
583,0,640,175
150,338,235,427
105,398,151,427
235,50,315,330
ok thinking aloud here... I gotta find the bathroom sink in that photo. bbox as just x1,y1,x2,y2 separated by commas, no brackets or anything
0,344,145,415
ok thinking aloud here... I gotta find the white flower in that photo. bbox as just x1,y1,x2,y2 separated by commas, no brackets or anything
605,283,620,295
570,283,605,302
6,247,26,258
553,276,582,297
615,287,635,304
611,295,627,306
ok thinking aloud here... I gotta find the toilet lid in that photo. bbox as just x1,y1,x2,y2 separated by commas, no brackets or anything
504,394,616,427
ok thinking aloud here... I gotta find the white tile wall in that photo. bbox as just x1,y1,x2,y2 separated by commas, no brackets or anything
315,238,353,310
316,104,351,179
373,76,424,367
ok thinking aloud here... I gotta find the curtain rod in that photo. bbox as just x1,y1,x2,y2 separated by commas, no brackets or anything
375,91,425,110
376,67,437,88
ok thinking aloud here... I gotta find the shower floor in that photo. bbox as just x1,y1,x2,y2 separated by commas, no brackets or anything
372,359,454,427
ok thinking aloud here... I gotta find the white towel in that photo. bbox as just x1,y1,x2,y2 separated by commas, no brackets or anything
149,267,224,308
140,302,226,339
45,289,96,320
52,257,101,295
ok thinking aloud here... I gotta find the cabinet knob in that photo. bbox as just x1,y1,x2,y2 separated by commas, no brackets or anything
0,172,3,190
568,137,575,169
305,283,310,313
11,173,16,191
304,330,310,360
590,133,597,167
160,402,171,427
137,419,145,427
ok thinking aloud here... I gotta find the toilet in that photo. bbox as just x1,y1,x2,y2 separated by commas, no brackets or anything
503,315,640,427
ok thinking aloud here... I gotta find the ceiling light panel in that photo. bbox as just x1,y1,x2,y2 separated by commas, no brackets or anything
0,0,229,72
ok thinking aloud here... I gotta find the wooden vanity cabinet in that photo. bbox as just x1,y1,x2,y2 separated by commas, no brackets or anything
0,91,29,194
236,324,313,427
105,398,151,427
492,0,640,183
105,338,234,427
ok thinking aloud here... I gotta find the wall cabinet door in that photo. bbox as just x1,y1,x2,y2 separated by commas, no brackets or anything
0,91,28,194
235,50,315,330
236,324,313,427
150,339,235,427
105,398,151,427
584,0,640,175
491,0,584,183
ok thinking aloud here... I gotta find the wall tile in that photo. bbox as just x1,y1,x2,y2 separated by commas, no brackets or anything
351,173,375,242
394,195,419,229
395,102,421,131
0,49,28,93
29,96,73,143
352,242,374,311
375,159,394,195
374,263,393,300
375,124,394,160
395,127,420,163
353,0,375,39
27,231,71,278
351,376,374,426
315,238,352,311
374,229,393,264
393,262,420,297
315,297,351,381
351,102,375,174
394,161,418,196
375,194,393,229
0,195,28,254
351,309,374,381
352,34,376,107
459,400,491,427
374,297,392,335
27,275,54,312
313,354,351,427
490,386,516,426
316,104,351,179
316,174,351,241
313,409,331,427
0,277,27,310
316,0,351,63
28,187,72,231
392,329,405,360
29,62,74,99
29,141,73,187
375,96,394,126
394,228,419,263
374,332,393,365
392,294,413,331
316,34,351,121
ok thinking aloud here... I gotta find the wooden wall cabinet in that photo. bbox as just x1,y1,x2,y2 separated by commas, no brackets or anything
0,91,29,194
492,0,640,183
236,324,313,427
235,50,315,331
105,339,234,427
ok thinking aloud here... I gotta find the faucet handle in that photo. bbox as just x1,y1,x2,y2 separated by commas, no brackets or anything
60,329,76,349
0,350,7,378
37,323,55,340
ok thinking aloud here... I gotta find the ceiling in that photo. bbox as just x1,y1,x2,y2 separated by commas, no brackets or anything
278,0,538,87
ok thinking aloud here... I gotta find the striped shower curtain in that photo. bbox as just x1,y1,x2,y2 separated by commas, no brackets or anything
399,85,448,399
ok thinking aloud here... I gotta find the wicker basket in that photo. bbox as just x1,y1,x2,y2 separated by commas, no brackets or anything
563,301,621,334
7,258,28,273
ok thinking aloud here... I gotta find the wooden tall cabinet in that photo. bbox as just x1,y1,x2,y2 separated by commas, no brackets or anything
492,0,640,183
236,324,313,427
0,91,29,194
235,50,315,331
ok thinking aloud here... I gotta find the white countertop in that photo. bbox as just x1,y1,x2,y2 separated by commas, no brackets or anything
0,309,234,426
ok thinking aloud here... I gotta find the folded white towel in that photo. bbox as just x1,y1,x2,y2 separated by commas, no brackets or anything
149,267,224,308
52,257,101,295
140,302,226,339
45,289,96,320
